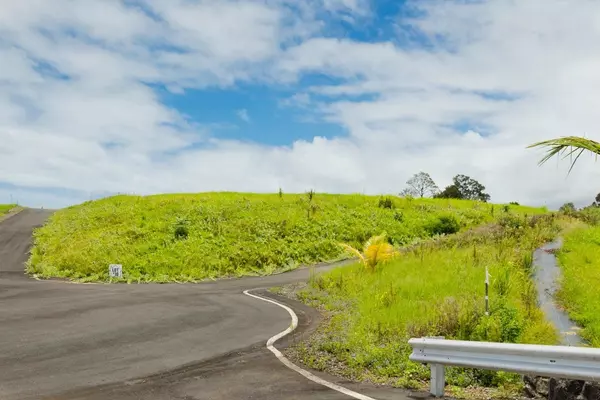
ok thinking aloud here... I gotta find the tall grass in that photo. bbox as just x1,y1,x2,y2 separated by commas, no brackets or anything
27,193,547,282
557,224,600,346
293,215,560,392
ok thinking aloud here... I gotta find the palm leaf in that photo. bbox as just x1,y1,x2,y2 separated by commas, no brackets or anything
363,233,387,252
340,233,399,271
365,243,395,263
528,136,600,173
338,242,365,266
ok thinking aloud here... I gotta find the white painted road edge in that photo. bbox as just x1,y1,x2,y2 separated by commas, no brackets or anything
243,289,377,400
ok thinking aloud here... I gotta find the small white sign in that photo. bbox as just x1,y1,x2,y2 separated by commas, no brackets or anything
109,264,123,278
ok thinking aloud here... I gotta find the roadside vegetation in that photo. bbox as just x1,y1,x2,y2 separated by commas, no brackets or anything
283,213,561,397
553,205,600,347
27,190,545,282
557,223,600,347
0,204,17,216
529,136,600,346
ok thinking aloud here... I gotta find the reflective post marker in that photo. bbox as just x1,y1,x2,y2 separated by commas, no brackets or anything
485,266,490,316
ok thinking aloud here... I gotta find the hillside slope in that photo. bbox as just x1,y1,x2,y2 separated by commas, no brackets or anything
27,193,547,282
0,204,17,217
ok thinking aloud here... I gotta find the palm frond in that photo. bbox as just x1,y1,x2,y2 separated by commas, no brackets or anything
363,233,387,253
340,233,399,271
338,242,365,265
528,136,600,173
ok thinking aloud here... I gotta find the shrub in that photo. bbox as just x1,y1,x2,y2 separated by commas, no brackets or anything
574,206,600,225
173,217,189,240
393,210,404,222
559,202,576,215
498,214,524,229
472,303,522,343
426,214,460,235
378,196,395,209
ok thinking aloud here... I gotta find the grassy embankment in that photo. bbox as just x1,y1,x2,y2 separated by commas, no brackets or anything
0,204,17,217
281,213,562,398
556,218,600,347
27,193,545,282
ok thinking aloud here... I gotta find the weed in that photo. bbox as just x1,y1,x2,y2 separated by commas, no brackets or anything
306,189,315,203
521,280,538,319
393,210,404,222
173,217,189,240
379,282,397,308
521,252,533,275
378,196,395,209
492,268,512,297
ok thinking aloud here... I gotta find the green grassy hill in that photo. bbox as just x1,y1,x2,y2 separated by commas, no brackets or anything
27,193,547,282
0,204,17,216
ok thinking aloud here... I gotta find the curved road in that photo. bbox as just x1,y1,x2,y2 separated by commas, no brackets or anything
0,209,406,400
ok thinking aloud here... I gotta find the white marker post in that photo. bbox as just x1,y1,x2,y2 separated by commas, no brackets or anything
109,264,123,278
485,266,490,316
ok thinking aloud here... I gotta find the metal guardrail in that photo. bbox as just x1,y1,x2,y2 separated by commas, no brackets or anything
408,337,600,397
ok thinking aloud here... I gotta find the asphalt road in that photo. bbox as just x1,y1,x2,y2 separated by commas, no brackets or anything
0,209,413,400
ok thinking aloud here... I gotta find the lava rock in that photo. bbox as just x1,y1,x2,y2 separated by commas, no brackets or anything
524,377,600,400
580,382,600,400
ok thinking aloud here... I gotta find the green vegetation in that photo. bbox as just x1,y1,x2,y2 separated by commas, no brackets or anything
288,214,560,396
28,193,546,282
338,233,398,272
0,204,17,216
557,223,600,346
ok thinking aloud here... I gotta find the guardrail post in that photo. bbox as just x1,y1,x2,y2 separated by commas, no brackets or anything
430,363,445,397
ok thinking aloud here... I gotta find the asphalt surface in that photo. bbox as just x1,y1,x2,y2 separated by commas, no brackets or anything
0,209,414,400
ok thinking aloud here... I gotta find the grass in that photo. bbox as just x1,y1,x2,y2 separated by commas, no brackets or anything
556,222,600,346
27,192,546,282
287,214,561,397
0,204,17,217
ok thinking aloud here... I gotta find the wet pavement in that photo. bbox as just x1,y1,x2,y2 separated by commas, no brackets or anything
533,239,584,346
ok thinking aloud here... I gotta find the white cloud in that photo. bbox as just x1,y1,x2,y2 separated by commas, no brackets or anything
1,0,599,209
237,109,251,123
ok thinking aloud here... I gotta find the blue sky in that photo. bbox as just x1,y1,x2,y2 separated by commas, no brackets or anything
1,0,599,209
157,80,347,146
